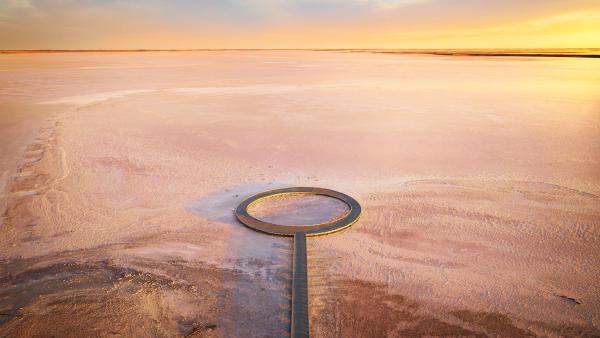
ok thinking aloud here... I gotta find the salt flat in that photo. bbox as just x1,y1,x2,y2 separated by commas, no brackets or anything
0,51,599,336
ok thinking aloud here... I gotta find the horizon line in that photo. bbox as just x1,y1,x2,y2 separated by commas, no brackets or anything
2,48,599,58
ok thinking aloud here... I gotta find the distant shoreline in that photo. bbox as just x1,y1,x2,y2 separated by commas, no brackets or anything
1,48,599,58
365,50,600,58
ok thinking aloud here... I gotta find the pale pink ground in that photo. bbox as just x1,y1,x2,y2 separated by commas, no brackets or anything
0,51,599,336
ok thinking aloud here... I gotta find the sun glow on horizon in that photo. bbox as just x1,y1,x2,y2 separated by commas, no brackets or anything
0,0,599,49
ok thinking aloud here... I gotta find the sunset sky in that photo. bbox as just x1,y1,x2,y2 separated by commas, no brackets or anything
1,0,599,49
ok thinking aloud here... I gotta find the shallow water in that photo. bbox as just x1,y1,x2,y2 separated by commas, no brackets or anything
248,194,350,226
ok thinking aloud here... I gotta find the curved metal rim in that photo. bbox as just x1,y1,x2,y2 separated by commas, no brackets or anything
235,187,361,236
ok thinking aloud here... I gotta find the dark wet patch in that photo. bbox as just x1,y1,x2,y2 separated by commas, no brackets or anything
0,260,181,324
179,319,218,337
0,239,293,337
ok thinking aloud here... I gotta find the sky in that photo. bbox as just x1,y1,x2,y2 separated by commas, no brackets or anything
0,0,599,49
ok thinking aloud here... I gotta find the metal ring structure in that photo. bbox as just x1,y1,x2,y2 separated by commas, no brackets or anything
234,186,361,236
235,187,360,338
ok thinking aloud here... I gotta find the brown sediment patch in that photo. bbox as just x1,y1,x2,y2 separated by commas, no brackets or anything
311,278,572,337
90,156,151,174
24,142,47,152
450,308,600,337
311,279,479,337
2,194,38,230
9,173,49,193
529,319,600,337
355,201,494,256
449,310,533,337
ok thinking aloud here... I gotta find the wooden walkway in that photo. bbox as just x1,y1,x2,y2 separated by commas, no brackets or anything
235,187,361,338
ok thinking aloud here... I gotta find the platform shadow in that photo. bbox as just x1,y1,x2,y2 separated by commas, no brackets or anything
184,181,294,336
184,181,293,226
